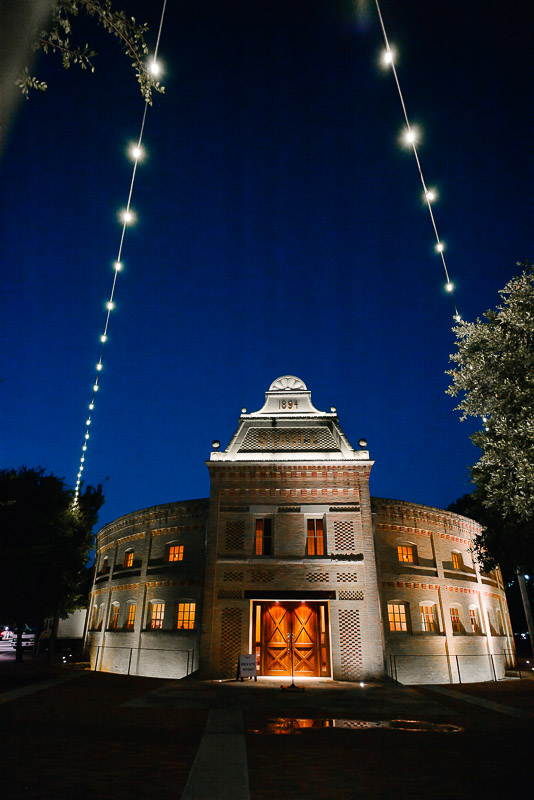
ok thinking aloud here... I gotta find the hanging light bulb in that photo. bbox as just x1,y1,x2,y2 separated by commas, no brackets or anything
445,282,454,292
114,261,123,271
149,59,161,76
106,301,115,311
403,127,418,145
100,335,108,343
425,189,437,202
93,384,99,392
96,363,103,371
89,403,94,410
120,209,135,225
382,48,395,67
436,242,445,253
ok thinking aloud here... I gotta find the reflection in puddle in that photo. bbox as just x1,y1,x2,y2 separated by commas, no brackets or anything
249,718,462,734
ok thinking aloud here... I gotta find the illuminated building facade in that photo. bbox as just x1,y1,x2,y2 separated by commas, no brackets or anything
86,376,515,684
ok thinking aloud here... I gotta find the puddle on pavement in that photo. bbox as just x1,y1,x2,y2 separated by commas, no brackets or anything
249,718,462,734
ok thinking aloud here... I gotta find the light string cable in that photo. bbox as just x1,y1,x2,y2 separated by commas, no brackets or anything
374,0,461,322
73,0,168,507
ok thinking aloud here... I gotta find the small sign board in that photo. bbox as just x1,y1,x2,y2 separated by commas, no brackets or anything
237,653,257,680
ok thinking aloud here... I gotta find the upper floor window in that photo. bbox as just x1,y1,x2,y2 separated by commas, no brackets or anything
150,602,165,629
397,545,415,564
306,519,325,556
388,602,408,632
126,604,136,630
451,551,463,570
168,544,184,562
123,550,134,568
255,519,272,556
420,604,438,633
101,556,109,573
176,602,196,630
450,606,462,633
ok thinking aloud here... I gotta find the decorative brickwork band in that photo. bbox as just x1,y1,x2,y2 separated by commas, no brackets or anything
338,590,364,600
223,571,243,582
217,589,242,599
306,572,329,583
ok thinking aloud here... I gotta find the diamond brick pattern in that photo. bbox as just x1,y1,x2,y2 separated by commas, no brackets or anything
217,589,242,599
225,520,245,550
220,607,242,677
250,570,274,583
239,426,337,451
339,608,363,679
337,572,358,583
339,590,364,600
223,571,243,582
306,572,329,583
334,520,355,552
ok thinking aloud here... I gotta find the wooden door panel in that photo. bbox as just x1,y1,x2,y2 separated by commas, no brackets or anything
263,604,291,674
261,602,321,677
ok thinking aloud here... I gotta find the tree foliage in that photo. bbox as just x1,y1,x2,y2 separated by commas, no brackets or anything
447,267,534,572
0,467,104,627
16,0,164,104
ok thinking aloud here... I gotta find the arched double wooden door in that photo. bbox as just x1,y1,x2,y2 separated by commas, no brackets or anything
253,601,330,677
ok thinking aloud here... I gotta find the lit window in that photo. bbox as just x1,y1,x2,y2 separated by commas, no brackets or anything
168,544,184,562
150,602,165,629
469,607,480,634
126,604,136,630
110,604,119,630
388,602,408,632
123,550,134,568
306,519,325,556
420,604,437,632
397,545,415,563
452,552,463,570
176,602,196,630
450,607,462,633
255,519,272,556
101,556,109,573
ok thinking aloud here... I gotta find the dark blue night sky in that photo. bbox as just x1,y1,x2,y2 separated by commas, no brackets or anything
1,0,532,531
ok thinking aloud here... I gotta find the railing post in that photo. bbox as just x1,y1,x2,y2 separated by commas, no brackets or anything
95,646,99,671
456,654,461,683
490,653,497,681
127,648,133,676
394,654,398,684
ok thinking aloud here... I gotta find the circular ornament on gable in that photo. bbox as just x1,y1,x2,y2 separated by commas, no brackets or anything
269,375,307,391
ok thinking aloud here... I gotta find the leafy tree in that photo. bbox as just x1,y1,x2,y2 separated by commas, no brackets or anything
14,0,164,103
447,267,534,650
0,467,104,661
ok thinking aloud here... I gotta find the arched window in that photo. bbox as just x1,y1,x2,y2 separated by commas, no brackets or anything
123,549,134,568
109,602,120,630
419,603,438,633
125,602,136,630
469,605,481,634
149,600,165,629
387,601,409,632
449,606,463,633
451,550,463,570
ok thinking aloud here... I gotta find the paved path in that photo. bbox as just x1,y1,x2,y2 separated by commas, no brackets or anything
0,670,84,704
422,684,534,720
181,707,250,800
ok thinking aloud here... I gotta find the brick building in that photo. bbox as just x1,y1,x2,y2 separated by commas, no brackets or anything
86,376,515,684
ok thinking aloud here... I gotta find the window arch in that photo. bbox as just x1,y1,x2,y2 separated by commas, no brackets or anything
123,549,134,568
449,605,463,634
451,550,463,570
468,604,482,634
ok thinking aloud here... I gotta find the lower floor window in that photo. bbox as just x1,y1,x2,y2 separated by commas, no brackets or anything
420,604,437,632
388,602,408,632
110,604,119,630
450,607,462,633
126,604,136,630
469,607,480,633
176,602,196,630
150,602,165,629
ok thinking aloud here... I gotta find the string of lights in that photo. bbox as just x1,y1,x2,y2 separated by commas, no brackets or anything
374,0,461,323
72,0,168,507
